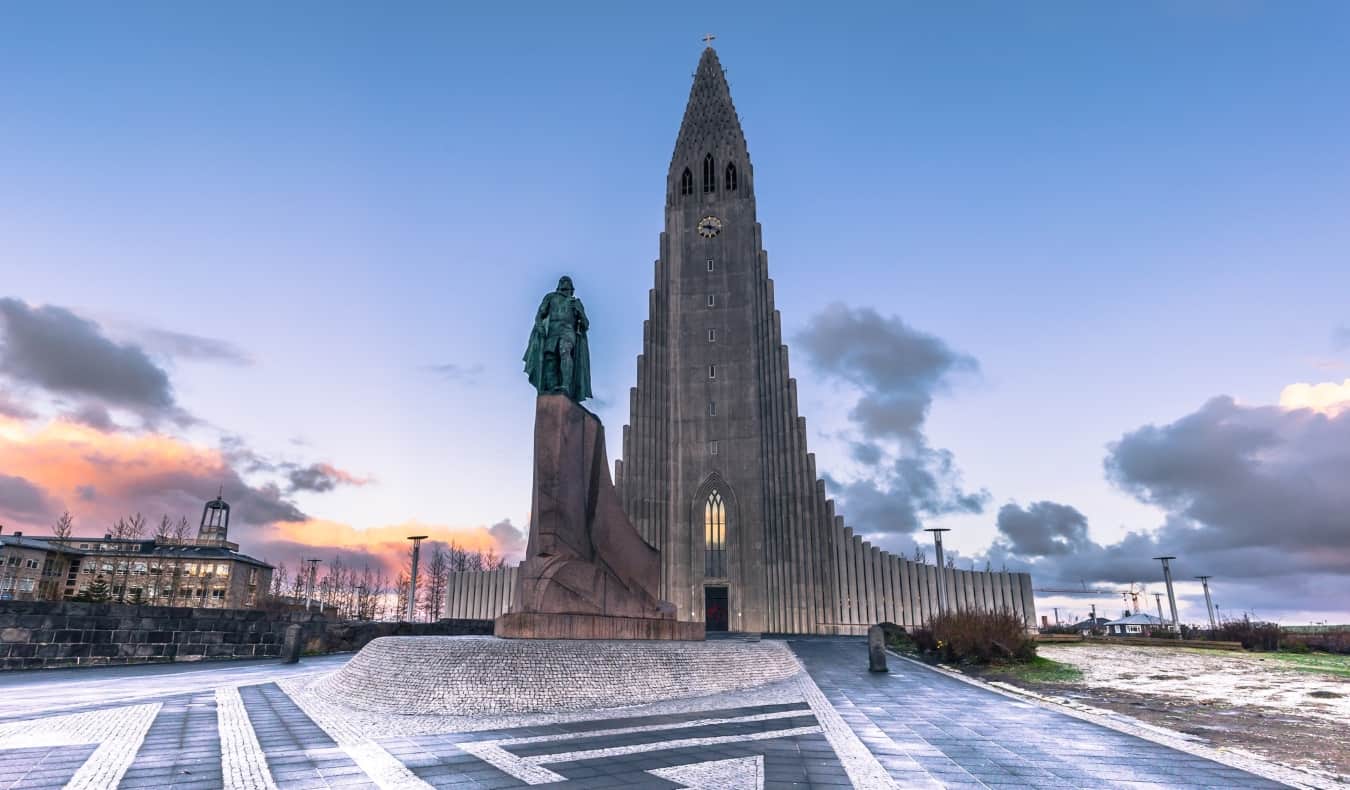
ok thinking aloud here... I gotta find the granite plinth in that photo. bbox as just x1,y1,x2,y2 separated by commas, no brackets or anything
495,612,704,640
313,635,799,715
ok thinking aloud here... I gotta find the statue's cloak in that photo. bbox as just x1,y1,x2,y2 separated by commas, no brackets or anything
523,317,593,403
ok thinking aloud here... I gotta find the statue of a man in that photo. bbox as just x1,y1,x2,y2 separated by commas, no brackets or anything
523,275,592,402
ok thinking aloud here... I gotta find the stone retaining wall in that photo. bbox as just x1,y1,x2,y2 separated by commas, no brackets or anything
0,600,492,670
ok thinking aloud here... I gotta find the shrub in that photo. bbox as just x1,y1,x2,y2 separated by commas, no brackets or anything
910,609,1036,664
1217,616,1282,651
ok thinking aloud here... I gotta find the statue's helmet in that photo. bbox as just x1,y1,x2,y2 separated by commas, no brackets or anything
557,275,575,295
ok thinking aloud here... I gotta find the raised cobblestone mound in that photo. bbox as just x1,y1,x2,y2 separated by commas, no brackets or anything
314,635,801,715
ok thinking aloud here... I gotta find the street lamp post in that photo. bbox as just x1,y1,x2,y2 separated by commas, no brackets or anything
303,558,322,612
1195,576,1217,631
923,528,952,614
406,535,429,622
1152,556,1181,638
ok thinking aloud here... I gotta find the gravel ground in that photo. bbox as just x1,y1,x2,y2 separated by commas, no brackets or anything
984,643,1350,784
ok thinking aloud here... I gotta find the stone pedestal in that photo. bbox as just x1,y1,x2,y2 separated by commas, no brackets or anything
496,395,702,640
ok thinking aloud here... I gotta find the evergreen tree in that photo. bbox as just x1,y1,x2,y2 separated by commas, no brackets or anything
79,576,112,603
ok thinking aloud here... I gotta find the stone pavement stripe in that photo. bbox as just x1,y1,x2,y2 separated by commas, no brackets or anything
0,744,98,790
63,703,160,790
274,677,433,789
795,665,909,789
217,685,278,790
238,683,376,789
790,638,1290,790
502,711,820,757
119,690,223,788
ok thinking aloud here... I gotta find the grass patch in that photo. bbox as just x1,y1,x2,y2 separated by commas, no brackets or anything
989,655,1083,684
1260,651,1350,678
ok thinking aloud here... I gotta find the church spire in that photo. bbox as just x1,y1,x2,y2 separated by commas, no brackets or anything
671,46,747,168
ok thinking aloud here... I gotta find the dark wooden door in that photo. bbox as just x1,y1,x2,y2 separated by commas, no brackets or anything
705,585,728,631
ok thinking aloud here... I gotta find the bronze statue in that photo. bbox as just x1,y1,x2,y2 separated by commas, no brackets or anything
523,275,592,402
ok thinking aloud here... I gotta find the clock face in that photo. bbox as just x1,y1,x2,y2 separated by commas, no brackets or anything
697,216,723,238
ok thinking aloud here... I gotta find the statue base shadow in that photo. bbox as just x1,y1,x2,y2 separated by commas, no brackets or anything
495,394,704,641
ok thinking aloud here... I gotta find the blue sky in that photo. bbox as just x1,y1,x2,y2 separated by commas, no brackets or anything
3,2,1348,622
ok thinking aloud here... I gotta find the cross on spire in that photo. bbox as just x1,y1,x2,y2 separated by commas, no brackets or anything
702,33,716,47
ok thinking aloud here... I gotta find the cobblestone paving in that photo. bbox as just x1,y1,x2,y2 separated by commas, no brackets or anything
0,638,1301,789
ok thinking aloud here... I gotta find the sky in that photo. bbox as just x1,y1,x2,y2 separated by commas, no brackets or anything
2,2,1348,624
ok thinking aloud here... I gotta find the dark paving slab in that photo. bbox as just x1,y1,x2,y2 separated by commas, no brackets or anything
239,682,377,789
0,744,97,789
119,691,222,789
789,637,1288,789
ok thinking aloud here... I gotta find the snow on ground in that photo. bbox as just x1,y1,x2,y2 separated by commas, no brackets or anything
1038,644,1350,723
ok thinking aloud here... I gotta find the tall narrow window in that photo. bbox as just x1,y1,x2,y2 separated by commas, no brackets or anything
708,364,716,379
709,440,719,455
702,154,716,193
707,328,717,342
706,259,715,272
707,293,716,307
704,490,727,577
708,401,717,416
680,168,693,196
725,163,738,192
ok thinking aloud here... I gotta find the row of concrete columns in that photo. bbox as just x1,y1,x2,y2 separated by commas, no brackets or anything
445,567,518,621
828,520,1036,635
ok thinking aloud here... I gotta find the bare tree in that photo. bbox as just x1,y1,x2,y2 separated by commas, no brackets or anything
422,544,448,621
52,511,74,544
480,547,504,571
911,545,928,564
394,572,410,621
154,514,173,541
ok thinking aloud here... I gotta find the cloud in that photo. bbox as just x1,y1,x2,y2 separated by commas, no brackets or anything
0,388,36,421
0,298,183,422
0,473,55,522
487,518,527,557
427,362,484,382
284,462,372,493
796,304,987,538
0,417,306,536
1279,378,1350,417
134,327,252,366
64,403,117,432
991,395,1350,619
995,501,1092,557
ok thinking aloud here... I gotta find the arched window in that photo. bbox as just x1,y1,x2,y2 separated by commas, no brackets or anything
704,490,726,577
702,154,716,193
725,163,738,192
680,168,693,196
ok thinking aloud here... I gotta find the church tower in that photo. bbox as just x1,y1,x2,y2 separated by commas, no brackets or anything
615,45,837,633
614,45,1039,635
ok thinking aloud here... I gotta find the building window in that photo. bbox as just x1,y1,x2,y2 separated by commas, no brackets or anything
18,578,35,593
707,293,716,307
725,162,738,192
1126,625,1141,634
708,365,716,379
24,559,39,569
708,401,717,416
707,258,715,272
680,167,693,195
704,490,727,577
211,589,225,600
702,153,716,193
709,440,719,455
707,328,717,342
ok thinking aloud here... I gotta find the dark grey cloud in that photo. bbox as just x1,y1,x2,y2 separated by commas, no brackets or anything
135,327,252,365
987,396,1350,618
0,474,54,522
0,298,182,421
996,501,1091,557
796,304,987,538
284,462,370,494
64,403,117,432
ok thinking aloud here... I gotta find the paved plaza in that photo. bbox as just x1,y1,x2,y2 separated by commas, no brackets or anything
0,638,1296,789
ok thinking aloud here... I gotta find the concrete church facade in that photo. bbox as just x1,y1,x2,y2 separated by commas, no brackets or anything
447,47,1036,635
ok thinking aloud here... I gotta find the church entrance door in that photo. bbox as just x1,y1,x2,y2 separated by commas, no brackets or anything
705,585,728,631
